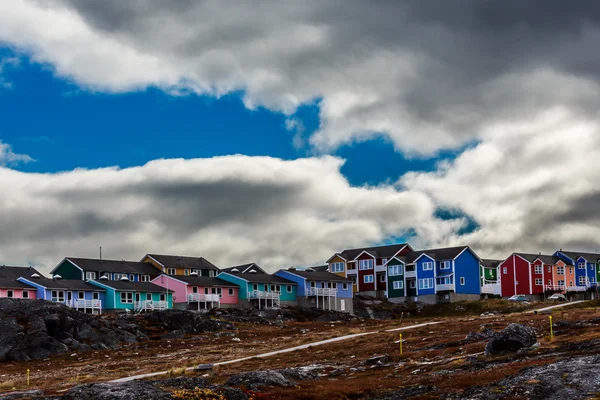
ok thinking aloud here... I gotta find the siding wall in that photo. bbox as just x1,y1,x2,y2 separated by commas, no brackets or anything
454,250,480,295
0,288,36,299
416,255,435,296
53,260,83,280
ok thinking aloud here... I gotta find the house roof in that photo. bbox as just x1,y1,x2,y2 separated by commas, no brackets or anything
0,266,45,289
338,243,411,260
160,275,238,287
221,263,267,274
21,277,105,291
310,265,329,272
145,254,219,271
91,280,171,292
556,251,600,263
404,246,475,264
280,269,352,282
65,258,159,275
220,272,296,285
514,253,561,264
480,259,502,269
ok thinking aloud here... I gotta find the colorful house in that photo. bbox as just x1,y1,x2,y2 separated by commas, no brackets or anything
141,254,219,277
480,259,502,297
17,275,105,313
220,263,267,274
217,269,297,309
326,243,414,297
88,279,172,312
274,268,353,313
554,250,599,296
385,246,481,304
0,266,41,299
51,258,160,282
151,274,239,309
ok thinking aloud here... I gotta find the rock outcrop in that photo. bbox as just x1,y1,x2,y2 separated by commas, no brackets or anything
484,323,537,356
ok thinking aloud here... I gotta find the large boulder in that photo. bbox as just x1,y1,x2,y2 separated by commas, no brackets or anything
62,381,171,400
485,323,537,356
226,370,296,390
143,309,235,334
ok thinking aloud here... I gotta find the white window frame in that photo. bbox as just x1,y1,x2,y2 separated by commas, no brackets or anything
558,280,565,286
422,262,433,271
209,270,216,277
160,293,167,302
381,258,388,266
578,262,585,269
409,280,416,289
547,279,552,285
437,276,452,285
547,266,551,273
534,265,542,274
22,290,29,299
393,280,403,290
503,267,508,274
578,276,586,285
330,262,344,273
167,268,176,275
120,292,133,304
389,265,404,276
379,274,386,282
140,275,150,282
93,292,99,300
418,278,434,290
557,266,565,275
287,285,293,293
184,269,190,276
440,261,451,270
228,288,234,296
535,278,542,286
7,290,13,298
364,275,374,284
78,291,85,299
460,277,465,285
359,259,374,270
342,283,349,291
85,271,96,280
591,264,595,271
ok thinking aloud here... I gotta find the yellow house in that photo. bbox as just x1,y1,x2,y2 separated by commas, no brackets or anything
141,254,219,277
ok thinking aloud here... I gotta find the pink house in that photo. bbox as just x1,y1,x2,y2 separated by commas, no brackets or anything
151,274,239,308
0,266,40,299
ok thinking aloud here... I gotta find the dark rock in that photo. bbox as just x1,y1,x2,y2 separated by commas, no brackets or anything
161,330,185,340
226,370,296,390
484,323,537,356
156,376,209,390
62,381,171,400
143,309,234,334
465,328,495,341
275,367,320,381
0,389,44,400
369,385,439,399
361,355,392,366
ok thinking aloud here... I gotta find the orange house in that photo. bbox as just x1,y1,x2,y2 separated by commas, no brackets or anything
552,259,575,291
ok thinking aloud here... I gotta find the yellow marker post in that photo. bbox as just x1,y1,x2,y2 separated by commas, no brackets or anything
549,315,554,340
399,333,403,355
27,369,30,386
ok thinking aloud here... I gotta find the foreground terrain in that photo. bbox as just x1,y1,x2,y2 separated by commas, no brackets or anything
1,300,599,399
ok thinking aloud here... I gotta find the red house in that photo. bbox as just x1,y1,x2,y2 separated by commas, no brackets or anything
500,253,561,299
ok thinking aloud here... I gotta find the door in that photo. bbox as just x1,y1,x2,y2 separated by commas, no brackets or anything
135,293,141,303
340,299,345,311
67,291,72,305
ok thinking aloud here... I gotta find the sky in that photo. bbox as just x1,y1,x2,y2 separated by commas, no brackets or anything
1,0,600,273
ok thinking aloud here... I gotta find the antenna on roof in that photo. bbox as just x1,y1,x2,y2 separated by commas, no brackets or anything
53,274,62,280
120,276,130,281
30,273,40,279
190,271,199,276
249,269,257,273
100,274,109,280
306,267,314,272
231,268,239,272
100,246,102,261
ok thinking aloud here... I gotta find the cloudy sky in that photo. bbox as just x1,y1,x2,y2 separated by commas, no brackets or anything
1,0,600,272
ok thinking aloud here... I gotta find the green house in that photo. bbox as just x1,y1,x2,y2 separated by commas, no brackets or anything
89,279,173,312
217,268,297,308
386,257,406,298
480,259,501,286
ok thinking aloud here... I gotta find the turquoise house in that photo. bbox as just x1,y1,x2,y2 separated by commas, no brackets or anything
217,270,297,308
89,279,172,312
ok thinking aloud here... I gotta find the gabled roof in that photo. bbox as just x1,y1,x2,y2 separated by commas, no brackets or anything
278,269,352,282
19,277,105,291
144,254,219,271
337,243,412,261
221,263,267,274
403,246,476,264
90,280,171,292
556,250,600,263
219,272,296,285
155,274,238,287
480,259,502,269
0,266,45,289
514,253,560,264
64,258,159,275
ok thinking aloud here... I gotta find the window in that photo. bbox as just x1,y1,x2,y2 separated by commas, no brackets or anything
569,267,573,274
275,285,281,293
359,259,374,270
557,266,565,275
184,269,190,276
51,290,65,302
535,278,542,285
270,284,276,292
409,280,416,289
253,284,258,291
460,277,465,286
393,281,404,290
437,276,452,285
328,282,338,289
93,292,99,300
547,266,551,273
418,278,434,290
120,292,133,304
160,293,166,302
534,265,542,274
167,268,176,275
379,274,386,282
440,261,451,270
342,283,349,291
78,291,85,299
135,293,141,302
228,288,234,296
7,290,13,298
129,274,135,281
558,280,565,286
389,265,404,276
381,258,388,266
422,262,433,271
591,264,595,271
515,281,519,285
204,287,210,294
140,275,150,282
310,281,316,288
211,287,222,298
85,271,96,280
146,293,152,301
286,285,293,293
548,279,552,285
191,269,199,275
591,277,595,283
503,267,508,274
22,291,29,299
579,276,587,285
330,262,344,273
578,262,585,269
209,270,216,277
364,275,374,283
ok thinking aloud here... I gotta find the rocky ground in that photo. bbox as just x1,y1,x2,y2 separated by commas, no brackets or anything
1,299,600,399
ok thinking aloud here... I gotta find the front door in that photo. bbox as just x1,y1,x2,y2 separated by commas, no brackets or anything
406,279,417,297
66,291,72,304
135,293,141,302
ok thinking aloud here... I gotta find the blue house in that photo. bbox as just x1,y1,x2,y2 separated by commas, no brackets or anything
554,250,598,295
17,276,106,313
275,268,354,313
88,279,173,312
386,246,481,304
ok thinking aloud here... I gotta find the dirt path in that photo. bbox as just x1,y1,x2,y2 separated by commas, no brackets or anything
111,320,443,383
528,300,587,313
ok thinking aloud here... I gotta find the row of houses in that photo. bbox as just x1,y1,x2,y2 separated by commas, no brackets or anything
1,244,596,313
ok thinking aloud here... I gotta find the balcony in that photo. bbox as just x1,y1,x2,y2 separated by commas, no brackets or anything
187,293,221,303
435,283,454,292
566,285,587,293
248,290,280,300
375,265,387,273
69,299,102,313
346,269,358,275
545,285,565,292
481,282,501,295
134,300,168,312
307,287,337,297
404,270,416,278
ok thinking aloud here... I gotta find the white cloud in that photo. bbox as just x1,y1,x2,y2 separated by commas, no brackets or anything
0,140,34,166
0,155,434,273
0,57,19,89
